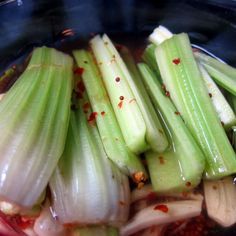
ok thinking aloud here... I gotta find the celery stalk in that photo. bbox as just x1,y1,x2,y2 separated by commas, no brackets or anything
155,34,236,179
106,42,168,152
71,226,118,236
49,96,130,226
0,47,73,207
73,50,146,179
198,63,236,130
138,63,205,192
195,51,236,96
90,35,148,154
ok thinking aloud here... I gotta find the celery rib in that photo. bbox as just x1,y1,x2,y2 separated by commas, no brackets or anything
90,35,147,154
0,47,73,207
138,63,205,192
156,34,236,179
73,50,146,179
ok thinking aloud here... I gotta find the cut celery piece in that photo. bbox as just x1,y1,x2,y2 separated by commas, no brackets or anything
103,39,168,153
72,226,118,236
90,35,147,154
49,98,130,226
195,51,236,96
0,47,73,207
198,63,236,130
138,63,205,192
73,50,146,179
156,34,236,179
142,44,160,77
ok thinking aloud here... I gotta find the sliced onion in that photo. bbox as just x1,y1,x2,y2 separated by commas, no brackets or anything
120,200,202,236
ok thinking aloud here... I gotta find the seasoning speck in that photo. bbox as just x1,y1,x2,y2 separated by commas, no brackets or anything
154,204,169,213
172,58,181,65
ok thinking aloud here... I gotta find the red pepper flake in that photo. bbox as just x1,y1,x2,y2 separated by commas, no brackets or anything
118,101,123,108
77,81,85,93
185,181,191,187
165,91,170,97
119,96,124,100
74,67,84,75
212,185,217,190
83,102,90,113
119,201,126,206
175,111,180,115
115,77,120,82
101,111,105,116
154,204,169,213
208,93,212,98
159,156,165,164
133,171,146,184
88,112,98,122
172,58,181,65
129,98,136,104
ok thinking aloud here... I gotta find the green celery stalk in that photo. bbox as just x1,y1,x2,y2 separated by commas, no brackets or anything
195,51,236,96
142,44,160,77
90,35,148,154
198,63,236,130
105,41,168,153
73,50,146,180
0,46,73,207
138,63,205,192
71,226,118,236
49,93,130,225
155,34,236,179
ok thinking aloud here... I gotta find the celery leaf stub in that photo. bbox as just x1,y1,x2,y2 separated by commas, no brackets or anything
0,47,73,207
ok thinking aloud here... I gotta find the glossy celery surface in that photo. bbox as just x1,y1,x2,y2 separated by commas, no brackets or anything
156,34,236,179
139,63,205,191
90,35,148,154
0,47,73,207
118,45,168,152
73,50,146,179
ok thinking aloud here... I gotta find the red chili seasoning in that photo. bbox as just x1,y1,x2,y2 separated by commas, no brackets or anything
74,67,84,76
172,58,181,65
88,112,98,122
208,93,213,98
118,101,123,109
83,102,90,113
159,156,165,164
165,91,170,97
76,92,83,99
101,111,105,116
133,171,146,184
154,204,169,213
185,181,191,187
115,77,120,82
77,81,85,93
174,111,180,115
119,96,124,100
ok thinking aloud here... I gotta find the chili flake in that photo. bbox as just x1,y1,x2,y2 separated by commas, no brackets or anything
175,111,180,115
118,101,123,108
77,81,85,93
154,204,169,213
88,112,98,122
159,156,165,164
172,58,181,65
185,181,191,187
115,77,120,82
74,67,84,76
119,96,124,100
101,111,105,116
